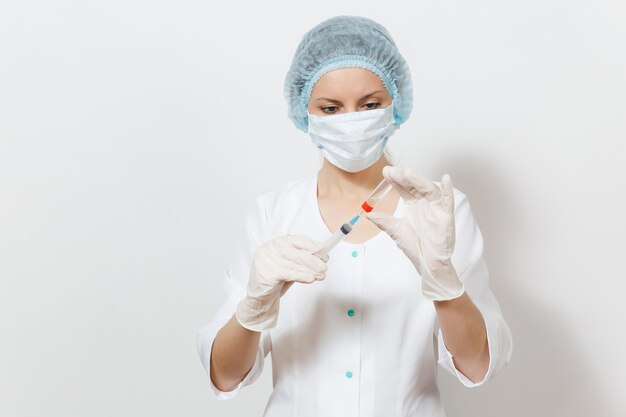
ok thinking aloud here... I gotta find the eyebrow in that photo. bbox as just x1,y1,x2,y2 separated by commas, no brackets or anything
314,90,385,102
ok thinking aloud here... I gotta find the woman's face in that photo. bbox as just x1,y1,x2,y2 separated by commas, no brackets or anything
307,67,392,116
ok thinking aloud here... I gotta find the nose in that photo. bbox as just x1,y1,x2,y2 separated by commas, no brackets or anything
342,104,364,113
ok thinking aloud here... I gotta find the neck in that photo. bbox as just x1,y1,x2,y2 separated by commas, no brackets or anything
317,156,392,199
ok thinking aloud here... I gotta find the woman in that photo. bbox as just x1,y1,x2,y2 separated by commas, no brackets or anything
197,15,512,416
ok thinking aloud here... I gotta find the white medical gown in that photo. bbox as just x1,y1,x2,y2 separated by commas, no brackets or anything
196,172,512,417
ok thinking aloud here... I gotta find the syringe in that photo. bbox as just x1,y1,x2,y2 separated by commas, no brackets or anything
315,177,394,256
283,216,359,295
315,216,358,257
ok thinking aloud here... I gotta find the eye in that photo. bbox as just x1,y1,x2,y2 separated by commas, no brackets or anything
362,102,380,110
321,105,340,114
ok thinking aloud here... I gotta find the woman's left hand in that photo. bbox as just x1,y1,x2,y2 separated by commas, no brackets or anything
366,166,465,301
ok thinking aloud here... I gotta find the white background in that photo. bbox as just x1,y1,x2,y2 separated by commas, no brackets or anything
1,1,625,416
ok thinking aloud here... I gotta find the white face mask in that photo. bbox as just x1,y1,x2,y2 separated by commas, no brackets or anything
307,104,397,173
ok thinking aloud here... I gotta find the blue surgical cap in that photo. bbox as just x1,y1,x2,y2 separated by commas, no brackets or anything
284,15,413,132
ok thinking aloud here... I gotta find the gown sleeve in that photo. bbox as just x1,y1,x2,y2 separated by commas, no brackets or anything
435,187,513,387
196,193,272,400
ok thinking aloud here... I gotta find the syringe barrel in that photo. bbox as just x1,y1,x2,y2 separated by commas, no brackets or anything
316,223,353,256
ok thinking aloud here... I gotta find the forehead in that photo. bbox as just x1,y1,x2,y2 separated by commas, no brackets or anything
310,67,389,99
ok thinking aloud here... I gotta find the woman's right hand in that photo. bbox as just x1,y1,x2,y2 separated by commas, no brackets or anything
235,235,329,332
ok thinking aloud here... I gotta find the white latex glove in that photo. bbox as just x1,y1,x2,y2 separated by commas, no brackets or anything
235,235,329,332
366,166,465,301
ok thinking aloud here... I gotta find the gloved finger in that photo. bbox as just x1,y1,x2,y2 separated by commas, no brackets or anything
279,264,322,284
365,211,403,240
272,239,328,273
312,247,330,263
279,235,329,263
279,281,294,297
440,174,455,214
283,235,328,259
383,166,441,203
273,253,311,274
284,249,328,274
